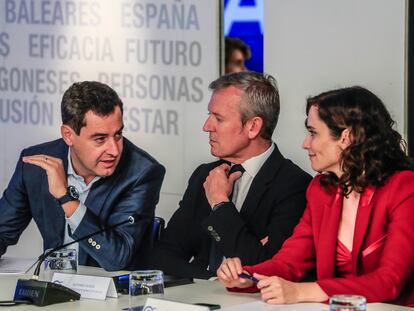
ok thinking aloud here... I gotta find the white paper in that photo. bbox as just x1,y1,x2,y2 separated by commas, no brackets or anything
221,301,328,311
52,272,118,300
144,298,210,311
0,257,37,274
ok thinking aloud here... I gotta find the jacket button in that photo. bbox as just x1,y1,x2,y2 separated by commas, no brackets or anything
88,238,93,243
92,241,97,247
96,245,101,250
215,237,221,242
207,226,213,231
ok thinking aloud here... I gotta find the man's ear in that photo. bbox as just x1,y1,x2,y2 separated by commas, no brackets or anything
246,116,264,140
61,125,75,146
340,128,351,148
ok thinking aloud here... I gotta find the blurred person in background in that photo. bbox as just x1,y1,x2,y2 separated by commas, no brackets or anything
225,37,251,73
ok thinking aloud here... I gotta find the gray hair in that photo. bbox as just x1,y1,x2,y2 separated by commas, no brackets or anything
209,71,280,140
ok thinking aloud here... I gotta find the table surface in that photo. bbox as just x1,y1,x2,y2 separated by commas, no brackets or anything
0,266,412,310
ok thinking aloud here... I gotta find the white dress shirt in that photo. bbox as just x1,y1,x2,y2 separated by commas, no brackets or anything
231,143,275,211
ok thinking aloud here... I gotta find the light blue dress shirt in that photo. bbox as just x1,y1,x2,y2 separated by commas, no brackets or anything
63,150,101,248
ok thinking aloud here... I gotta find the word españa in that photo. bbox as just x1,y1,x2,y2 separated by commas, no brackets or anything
121,1,199,30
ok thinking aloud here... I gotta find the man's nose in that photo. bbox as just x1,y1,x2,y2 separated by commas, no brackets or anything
106,138,120,156
203,115,213,132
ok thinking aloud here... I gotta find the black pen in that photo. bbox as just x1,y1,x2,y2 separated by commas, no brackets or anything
239,272,259,283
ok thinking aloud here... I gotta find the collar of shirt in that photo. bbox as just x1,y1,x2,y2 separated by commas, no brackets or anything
237,143,275,179
229,143,275,211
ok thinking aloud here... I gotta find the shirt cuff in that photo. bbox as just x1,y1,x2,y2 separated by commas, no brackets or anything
66,202,86,234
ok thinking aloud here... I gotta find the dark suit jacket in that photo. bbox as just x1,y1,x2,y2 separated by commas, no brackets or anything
242,172,414,306
150,145,312,279
0,138,165,271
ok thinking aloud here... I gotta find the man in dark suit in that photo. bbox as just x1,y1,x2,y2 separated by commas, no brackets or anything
150,72,312,279
0,81,165,271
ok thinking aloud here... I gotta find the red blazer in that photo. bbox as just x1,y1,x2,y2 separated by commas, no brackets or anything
242,171,414,306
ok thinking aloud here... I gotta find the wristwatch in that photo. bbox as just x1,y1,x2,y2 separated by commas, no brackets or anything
57,185,79,205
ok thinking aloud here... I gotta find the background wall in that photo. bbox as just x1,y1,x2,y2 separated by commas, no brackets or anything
0,0,219,257
265,0,407,174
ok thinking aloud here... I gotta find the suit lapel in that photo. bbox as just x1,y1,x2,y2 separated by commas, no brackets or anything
72,146,119,262
240,146,283,219
84,177,114,217
352,185,376,271
317,187,342,278
84,150,125,217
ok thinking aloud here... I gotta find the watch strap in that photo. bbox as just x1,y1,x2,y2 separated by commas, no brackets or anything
57,193,75,205
212,201,231,211
57,186,79,205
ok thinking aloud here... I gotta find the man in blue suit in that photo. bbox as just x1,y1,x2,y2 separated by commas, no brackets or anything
0,81,165,271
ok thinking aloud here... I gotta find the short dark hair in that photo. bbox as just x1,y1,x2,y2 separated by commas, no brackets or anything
209,71,280,140
225,37,251,66
61,81,123,134
306,86,413,195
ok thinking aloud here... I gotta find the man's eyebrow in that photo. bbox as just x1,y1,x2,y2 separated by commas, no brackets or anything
90,132,108,139
90,126,124,139
210,111,223,117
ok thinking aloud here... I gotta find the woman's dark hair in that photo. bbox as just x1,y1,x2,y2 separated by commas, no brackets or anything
306,86,413,195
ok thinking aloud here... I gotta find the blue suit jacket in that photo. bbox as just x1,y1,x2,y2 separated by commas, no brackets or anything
0,138,165,271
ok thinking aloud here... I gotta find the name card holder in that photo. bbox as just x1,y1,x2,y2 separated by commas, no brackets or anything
52,272,118,300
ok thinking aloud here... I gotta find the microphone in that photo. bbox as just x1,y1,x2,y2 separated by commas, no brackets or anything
13,213,139,306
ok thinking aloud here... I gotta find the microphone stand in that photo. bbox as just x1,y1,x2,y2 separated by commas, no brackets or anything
33,214,137,278
13,214,138,307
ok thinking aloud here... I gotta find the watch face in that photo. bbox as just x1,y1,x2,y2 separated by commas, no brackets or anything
68,185,79,200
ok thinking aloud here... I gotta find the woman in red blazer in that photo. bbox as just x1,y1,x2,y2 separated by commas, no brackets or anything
217,86,414,306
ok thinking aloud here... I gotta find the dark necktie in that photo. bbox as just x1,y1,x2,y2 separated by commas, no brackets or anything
209,164,245,273
228,164,245,199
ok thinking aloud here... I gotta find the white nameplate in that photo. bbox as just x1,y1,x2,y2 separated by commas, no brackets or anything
52,272,118,300
144,298,210,311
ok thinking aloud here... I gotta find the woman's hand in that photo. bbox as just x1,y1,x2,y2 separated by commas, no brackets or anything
255,274,328,304
255,273,301,304
217,257,253,289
